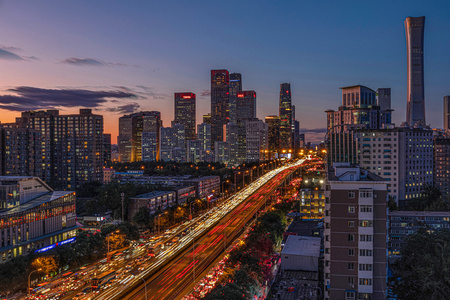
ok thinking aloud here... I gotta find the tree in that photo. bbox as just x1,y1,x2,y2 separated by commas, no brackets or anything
388,197,398,211
133,207,151,227
204,283,249,300
390,228,450,300
31,256,58,275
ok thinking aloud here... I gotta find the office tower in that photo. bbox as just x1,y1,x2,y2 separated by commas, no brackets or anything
325,85,394,166
265,116,280,159
405,16,426,126
159,124,186,162
0,124,41,177
118,111,162,162
299,133,306,148
214,141,230,164
228,73,242,124
141,132,158,161
203,113,212,125
226,122,239,165
211,69,230,147
434,137,450,196
293,119,300,153
174,92,196,140
444,96,450,131
357,127,433,204
18,109,103,189
103,133,112,164
279,83,292,151
187,140,204,163
232,90,257,164
246,118,269,162
324,163,387,300
377,88,391,112
0,176,77,262
197,123,212,151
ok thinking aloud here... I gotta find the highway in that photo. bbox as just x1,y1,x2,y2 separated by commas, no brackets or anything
97,158,308,300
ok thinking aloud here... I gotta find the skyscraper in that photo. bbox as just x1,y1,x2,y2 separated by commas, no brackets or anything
405,16,426,126
203,113,211,125
118,111,162,162
246,118,269,162
228,73,242,124
211,69,230,147
279,83,292,151
235,91,257,164
103,133,111,164
444,96,450,131
174,92,196,140
265,115,280,159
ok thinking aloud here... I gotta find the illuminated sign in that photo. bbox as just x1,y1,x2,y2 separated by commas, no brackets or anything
34,237,76,253
237,94,244,98
182,96,192,99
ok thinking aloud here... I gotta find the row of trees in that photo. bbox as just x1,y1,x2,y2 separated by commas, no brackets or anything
0,223,139,295
132,197,211,230
204,202,292,300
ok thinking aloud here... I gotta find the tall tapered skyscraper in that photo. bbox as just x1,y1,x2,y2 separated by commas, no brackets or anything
211,69,229,147
279,83,292,150
405,16,425,126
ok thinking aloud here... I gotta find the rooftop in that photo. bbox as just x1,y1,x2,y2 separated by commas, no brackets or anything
131,190,175,199
281,235,321,257
0,191,74,216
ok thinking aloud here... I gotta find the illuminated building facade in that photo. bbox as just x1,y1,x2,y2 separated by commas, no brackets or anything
279,83,292,151
103,133,111,164
245,118,269,162
211,69,230,147
265,115,280,159
18,109,103,189
405,16,426,126
434,137,450,196
0,177,77,263
174,92,196,140
228,73,242,124
119,111,162,162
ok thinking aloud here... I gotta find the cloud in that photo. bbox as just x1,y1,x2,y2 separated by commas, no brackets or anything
135,85,168,100
0,86,137,112
200,89,211,97
300,128,328,134
0,48,24,61
105,103,140,114
61,57,105,66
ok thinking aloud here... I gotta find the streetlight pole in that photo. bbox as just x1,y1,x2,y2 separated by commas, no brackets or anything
140,277,148,300
28,269,42,298
121,192,125,222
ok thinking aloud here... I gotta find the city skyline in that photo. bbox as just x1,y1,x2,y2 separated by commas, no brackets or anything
0,2,450,143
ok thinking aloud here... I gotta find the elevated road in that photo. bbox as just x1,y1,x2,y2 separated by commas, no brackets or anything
95,159,308,300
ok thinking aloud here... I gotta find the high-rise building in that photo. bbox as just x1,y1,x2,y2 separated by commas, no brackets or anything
356,126,433,204
174,93,196,140
103,133,111,164
325,85,394,166
226,122,239,165
118,111,162,162
444,96,450,131
405,16,426,126
141,132,158,161
203,113,212,125
246,118,269,162
187,140,204,163
0,124,41,177
279,83,292,151
159,124,186,162
18,109,103,189
197,123,212,152
377,88,391,112
211,69,230,147
234,90,257,164
228,73,242,124
265,116,280,159
434,137,450,196
214,141,230,164
324,163,387,300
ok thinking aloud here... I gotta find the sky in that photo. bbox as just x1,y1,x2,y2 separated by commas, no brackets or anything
0,0,449,144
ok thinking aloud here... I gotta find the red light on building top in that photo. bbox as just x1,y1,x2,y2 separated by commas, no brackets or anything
237,94,244,98
182,96,191,99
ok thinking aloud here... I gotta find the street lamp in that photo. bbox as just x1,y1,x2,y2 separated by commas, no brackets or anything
140,277,148,300
28,268,42,298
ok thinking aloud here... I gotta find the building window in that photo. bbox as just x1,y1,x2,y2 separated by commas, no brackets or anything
360,205,373,212
348,206,355,213
359,190,373,198
348,249,355,256
359,220,373,227
359,249,373,256
359,278,372,285
360,235,373,242
359,264,373,271
348,263,354,270
345,291,355,300
348,234,354,242
348,221,355,227
348,277,354,285
348,191,355,198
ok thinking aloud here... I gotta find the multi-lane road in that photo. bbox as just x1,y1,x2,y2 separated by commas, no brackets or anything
102,159,308,300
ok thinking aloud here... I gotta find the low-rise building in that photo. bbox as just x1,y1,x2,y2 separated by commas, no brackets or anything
298,188,325,219
0,176,77,262
388,211,450,258
184,176,220,199
128,190,176,218
281,235,321,271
